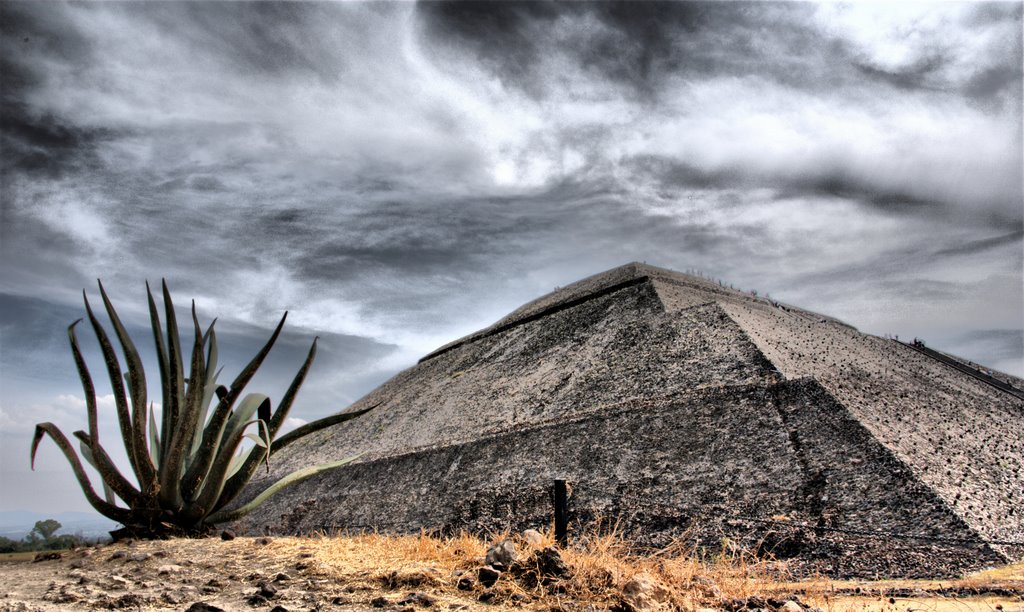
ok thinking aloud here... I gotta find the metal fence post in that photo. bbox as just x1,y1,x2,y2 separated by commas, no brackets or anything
553,479,568,546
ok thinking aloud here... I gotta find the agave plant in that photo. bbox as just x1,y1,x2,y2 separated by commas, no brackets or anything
31,280,371,536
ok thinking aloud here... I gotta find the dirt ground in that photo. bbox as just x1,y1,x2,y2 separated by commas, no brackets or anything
0,535,1021,611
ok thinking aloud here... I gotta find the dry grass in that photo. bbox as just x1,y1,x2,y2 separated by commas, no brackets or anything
299,525,1023,610
303,525,812,609
1,528,1019,610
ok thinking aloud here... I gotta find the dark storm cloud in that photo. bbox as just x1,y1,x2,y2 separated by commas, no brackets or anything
0,4,108,179
853,54,947,92
418,1,838,98
934,228,1024,258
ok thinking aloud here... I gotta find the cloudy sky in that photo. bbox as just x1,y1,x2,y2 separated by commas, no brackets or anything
1,1,1021,516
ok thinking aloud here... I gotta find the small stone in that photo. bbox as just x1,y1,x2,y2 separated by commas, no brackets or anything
220,529,236,541
522,529,544,547
457,575,476,590
621,572,671,611
158,564,184,575
331,596,351,605
477,591,496,603
129,552,152,562
485,540,517,567
510,546,570,587
371,596,390,607
269,606,290,612
274,572,291,582
32,551,62,562
185,601,225,611
247,593,269,606
113,593,145,608
110,551,127,560
258,582,279,598
161,591,184,604
779,601,803,612
398,592,436,607
256,537,273,545
477,566,501,588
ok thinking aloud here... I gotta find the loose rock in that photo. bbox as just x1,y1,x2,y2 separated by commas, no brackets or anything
158,564,184,575
510,546,570,587
184,602,225,611
522,529,544,547
485,539,517,568
477,566,501,588
398,592,436,607
32,551,62,563
621,572,672,611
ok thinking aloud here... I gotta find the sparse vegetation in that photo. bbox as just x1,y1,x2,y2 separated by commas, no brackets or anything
30,280,372,538
2,528,1021,610
0,520,93,553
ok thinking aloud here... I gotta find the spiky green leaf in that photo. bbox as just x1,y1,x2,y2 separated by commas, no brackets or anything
205,455,362,525
31,423,132,523
98,280,156,491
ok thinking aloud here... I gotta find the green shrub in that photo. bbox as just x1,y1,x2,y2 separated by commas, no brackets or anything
31,280,371,537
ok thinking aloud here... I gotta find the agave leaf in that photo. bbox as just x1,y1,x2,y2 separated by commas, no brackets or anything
204,322,219,387
179,313,287,507
257,397,271,426
272,405,376,455
98,280,156,491
79,440,116,505
159,300,206,510
72,431,142,507
243,433,267,448
205,455,362,525
189,375,221,459
162,279,185,458
146,281,172,463
182,413,271,524
212,338,319,512
257,418,271,472
189,323,220,457
83,292,147,487
180,393,266,503
225,447,247,479
31,423,132,523
148,404,161,468
67,320,99,443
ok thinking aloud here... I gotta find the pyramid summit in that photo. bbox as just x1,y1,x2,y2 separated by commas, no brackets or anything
236,263,1024,577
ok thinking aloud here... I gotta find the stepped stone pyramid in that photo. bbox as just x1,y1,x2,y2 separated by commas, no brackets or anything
236,263,1024,577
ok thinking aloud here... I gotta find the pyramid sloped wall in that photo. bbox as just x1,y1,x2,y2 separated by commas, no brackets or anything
234,263,1023,576
236,379,1006,578
721,300,1024,556
244,279,775,489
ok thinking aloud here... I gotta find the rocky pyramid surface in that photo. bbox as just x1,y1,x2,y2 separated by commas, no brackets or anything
234,263,1023,578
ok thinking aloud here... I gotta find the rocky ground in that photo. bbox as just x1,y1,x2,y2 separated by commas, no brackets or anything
0,533,1021,611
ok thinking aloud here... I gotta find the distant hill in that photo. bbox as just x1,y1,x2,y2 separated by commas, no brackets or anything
0,510,118,540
